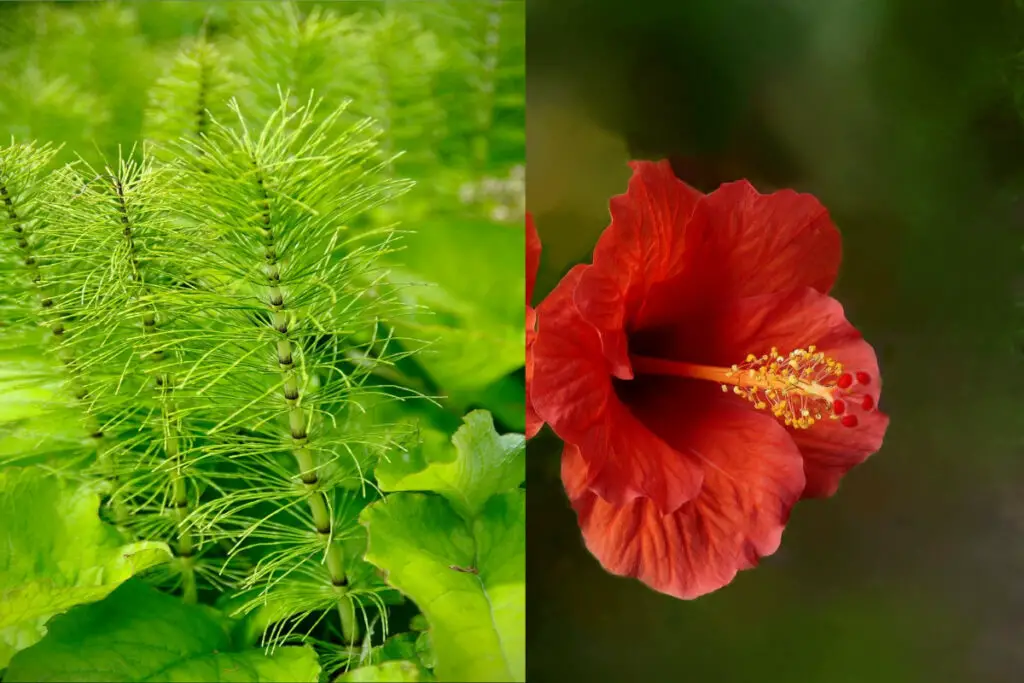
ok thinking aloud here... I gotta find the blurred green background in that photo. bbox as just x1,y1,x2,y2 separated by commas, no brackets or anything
527,1,1024,682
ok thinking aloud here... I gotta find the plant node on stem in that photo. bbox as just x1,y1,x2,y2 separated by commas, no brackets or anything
254,160,358,643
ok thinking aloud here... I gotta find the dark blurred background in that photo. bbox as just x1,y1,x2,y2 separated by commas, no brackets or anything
526,1,1024,681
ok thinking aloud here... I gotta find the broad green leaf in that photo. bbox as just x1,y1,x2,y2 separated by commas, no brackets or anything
387,218,524,394
0,467,171,668
5,580,321,682
376,410,524,519
415,630,437,671
361,491,525,682
337,632,434,681
0,337,86,467
0,364,58,423
374,631,420,663
460,373,526,433
337,660,432,682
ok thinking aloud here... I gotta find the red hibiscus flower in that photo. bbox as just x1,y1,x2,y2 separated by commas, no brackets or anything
526,213,542,438
529,160,888,599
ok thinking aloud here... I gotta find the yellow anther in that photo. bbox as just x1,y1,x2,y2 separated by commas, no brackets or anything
719,344,848,431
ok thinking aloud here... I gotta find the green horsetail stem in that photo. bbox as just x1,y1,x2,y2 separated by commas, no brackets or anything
253,159,358,643
1,165,128,527
111,169,198,602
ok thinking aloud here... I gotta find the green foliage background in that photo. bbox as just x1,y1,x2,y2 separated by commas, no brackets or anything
0,2,524,682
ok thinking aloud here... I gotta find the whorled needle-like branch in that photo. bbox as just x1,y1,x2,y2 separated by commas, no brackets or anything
144,36,245,154
171,94,414,645
43,152,209,601
0,141,122,484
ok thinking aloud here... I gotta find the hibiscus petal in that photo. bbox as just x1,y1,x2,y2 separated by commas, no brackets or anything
526,213,541,306
531,267,609,442
794,410,889,498
573,160,703,377
706,287,889,498
575,399,704,513
562,396,805,599
571,166,842,373
525,398,542,439
791,328,887,498
533,265,703,512
525,307,542,439
526,214,544,438
680,181,842,302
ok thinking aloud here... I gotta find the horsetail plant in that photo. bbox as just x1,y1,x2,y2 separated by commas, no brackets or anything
0,140,110,473
166,96,417,646
1,3,526,680
40,152,209,602
4,94,421,622
144,35,244,152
